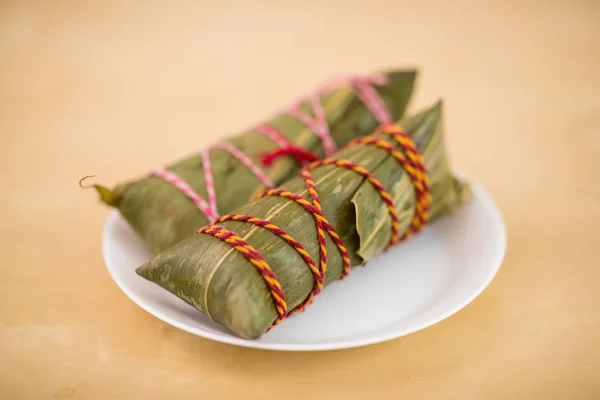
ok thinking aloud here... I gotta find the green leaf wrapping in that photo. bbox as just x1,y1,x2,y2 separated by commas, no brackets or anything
136,101,471,339
95,70,417,254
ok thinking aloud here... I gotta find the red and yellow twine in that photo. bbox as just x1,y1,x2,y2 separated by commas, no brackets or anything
197,124,431,330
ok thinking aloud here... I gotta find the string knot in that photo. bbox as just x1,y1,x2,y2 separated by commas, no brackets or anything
261,146,319,167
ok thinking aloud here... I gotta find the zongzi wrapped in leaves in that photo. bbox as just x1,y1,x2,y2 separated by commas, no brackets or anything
137,101,471,339
92,70,417,254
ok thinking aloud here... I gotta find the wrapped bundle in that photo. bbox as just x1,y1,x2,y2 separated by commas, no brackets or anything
137,101,470,339
91,70,417,254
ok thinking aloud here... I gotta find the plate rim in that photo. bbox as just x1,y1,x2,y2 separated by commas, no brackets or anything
103,180,506,351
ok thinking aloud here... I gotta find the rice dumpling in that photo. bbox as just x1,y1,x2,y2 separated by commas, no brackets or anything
90,70,417,254
137,101,471,339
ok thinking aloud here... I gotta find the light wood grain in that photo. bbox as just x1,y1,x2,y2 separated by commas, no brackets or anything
1,1,599,399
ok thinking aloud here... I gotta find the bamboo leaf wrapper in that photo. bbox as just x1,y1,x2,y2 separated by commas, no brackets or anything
137,101,470,339
94,70,417,254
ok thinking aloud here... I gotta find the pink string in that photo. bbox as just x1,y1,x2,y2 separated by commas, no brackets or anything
200,148,217,217
151,73,392,222
199,142,274,219
285,92,337,157
316,74,392,126
149,168,219,222
211,142,274,189
254,123,294,149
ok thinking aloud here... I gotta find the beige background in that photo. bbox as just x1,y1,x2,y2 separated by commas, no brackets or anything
1,1,599,399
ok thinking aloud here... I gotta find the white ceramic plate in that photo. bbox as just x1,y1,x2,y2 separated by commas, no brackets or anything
103,179,506,351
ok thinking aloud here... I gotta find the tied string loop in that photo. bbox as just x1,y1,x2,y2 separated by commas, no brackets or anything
197,125,431,331
260,146,319,167
151,74,392,222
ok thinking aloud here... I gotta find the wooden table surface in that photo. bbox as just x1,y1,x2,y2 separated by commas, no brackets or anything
1,1,599,399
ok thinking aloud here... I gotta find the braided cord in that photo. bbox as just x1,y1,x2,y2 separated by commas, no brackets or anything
197,125,430,331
